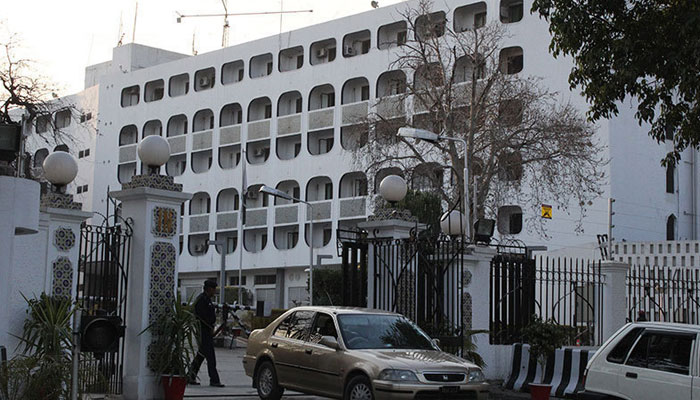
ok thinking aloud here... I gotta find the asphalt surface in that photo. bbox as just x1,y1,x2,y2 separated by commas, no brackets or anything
183,340,550,400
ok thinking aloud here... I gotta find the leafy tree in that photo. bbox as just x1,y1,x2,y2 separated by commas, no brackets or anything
362,0,605,237
532,0,700,166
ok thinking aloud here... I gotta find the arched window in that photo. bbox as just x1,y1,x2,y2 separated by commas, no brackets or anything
667,214,676,241
666,164,675,193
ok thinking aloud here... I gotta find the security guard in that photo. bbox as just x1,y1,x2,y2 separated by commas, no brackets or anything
188,279,225,387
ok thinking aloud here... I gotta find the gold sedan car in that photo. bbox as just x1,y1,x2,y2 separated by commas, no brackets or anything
243,306,489,400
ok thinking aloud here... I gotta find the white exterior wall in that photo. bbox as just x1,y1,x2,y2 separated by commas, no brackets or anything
24,86,99,213
15,0,694,307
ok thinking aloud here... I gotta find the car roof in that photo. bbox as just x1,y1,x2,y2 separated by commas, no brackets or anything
629,321,700,333
287,306,401,316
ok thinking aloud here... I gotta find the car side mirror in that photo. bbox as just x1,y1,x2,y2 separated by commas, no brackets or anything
319,335,340,350
432,338,441,348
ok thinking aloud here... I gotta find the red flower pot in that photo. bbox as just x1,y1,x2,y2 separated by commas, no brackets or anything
529,383,552,400
161,375,187,400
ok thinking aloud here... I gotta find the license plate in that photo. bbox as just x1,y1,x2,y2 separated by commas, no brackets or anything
440,386,460,394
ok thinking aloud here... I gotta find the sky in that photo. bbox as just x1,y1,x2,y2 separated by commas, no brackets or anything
4,0,405,96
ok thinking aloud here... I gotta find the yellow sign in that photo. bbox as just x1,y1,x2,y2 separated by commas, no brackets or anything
541,204,552,219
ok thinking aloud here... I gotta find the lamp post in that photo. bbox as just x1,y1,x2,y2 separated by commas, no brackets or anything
397,127,471,238
259,185,315,305
207,239,227,304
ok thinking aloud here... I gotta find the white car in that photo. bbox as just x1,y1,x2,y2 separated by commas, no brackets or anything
579,322,700,399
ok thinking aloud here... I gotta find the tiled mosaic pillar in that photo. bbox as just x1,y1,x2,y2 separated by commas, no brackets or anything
40,205,92,300
111,175,191,400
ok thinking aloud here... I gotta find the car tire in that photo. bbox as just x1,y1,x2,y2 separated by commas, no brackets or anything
256,361,283,400
345,375,374,400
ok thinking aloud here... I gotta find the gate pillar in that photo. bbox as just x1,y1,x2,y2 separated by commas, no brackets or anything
111,175,191,400
601,261,628,342
462,246,515,379
39,199,92,300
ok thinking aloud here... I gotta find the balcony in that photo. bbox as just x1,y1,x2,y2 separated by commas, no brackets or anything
248,120,271,140
168,136,187,154
119,145,137,163
246,208,268,227
220,125,241,145
376,96,405,119
217,211,238,230
277,114,301,135
275,204,299,224
189,215,210,233
340,197,367,219
192,130,213,151
342,102,369,125
308,109,334,130
307,201,332,221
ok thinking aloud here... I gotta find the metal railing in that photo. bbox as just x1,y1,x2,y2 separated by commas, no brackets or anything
627,265,700,324
490,256,604,346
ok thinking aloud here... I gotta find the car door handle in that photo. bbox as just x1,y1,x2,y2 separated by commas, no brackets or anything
271,342,278,348
625,372,637,379
305,349,313,355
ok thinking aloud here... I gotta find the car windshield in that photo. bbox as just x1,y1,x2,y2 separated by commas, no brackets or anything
337,314,436,350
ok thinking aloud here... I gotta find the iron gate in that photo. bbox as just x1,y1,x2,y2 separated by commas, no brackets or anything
76,220,132,394
340,230,465,354
489,254,536,345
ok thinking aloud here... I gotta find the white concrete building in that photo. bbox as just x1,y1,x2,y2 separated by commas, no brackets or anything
23,0,700,309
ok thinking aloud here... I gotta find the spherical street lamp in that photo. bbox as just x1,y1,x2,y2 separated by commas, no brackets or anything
379,175,407,203
138,135,170,174
43,151,78,191
440,209,467,236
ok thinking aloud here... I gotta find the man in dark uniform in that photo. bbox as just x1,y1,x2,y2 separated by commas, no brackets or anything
188,279,225,387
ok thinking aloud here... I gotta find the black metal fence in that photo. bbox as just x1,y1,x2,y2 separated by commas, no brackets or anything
490,256,604,346
627,265,700,324
77,223,131,394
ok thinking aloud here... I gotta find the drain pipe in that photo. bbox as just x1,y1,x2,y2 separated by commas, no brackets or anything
682,150,697,240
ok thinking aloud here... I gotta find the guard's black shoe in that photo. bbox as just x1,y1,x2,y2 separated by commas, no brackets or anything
210,382,225,387
188,379,200,386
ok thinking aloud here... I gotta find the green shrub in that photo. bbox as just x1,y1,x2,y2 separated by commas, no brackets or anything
522,316,574,367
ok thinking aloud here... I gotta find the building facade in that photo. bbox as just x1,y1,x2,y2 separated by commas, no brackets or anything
24,0,700,310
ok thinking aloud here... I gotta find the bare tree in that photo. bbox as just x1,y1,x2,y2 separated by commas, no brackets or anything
1,25,79,175
358,0,605,238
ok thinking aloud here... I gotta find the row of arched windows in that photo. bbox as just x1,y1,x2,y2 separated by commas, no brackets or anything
121,0,525,107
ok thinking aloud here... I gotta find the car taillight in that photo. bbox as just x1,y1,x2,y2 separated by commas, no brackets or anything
581,369,587,388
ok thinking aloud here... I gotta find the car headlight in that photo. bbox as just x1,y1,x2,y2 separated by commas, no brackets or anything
468,369,486,383
378,369,419,382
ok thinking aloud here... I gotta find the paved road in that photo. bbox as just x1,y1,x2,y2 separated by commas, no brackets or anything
183,341,543,400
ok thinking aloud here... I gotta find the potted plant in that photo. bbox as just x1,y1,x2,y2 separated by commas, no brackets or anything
142,293,200,400
522,317,573,400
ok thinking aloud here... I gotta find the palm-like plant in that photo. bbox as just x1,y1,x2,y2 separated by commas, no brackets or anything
143,293,201,377
14,294,74,360
7,293,77,399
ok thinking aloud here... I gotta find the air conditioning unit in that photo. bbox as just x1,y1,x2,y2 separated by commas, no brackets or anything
316,48,327,58
345,46,355,56
254,148,265,157
198,76,211,87
194,244,207,253
246,190,258,200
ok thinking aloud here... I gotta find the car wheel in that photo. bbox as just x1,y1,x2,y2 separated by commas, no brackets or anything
345,375,373,400
256,361,283,400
